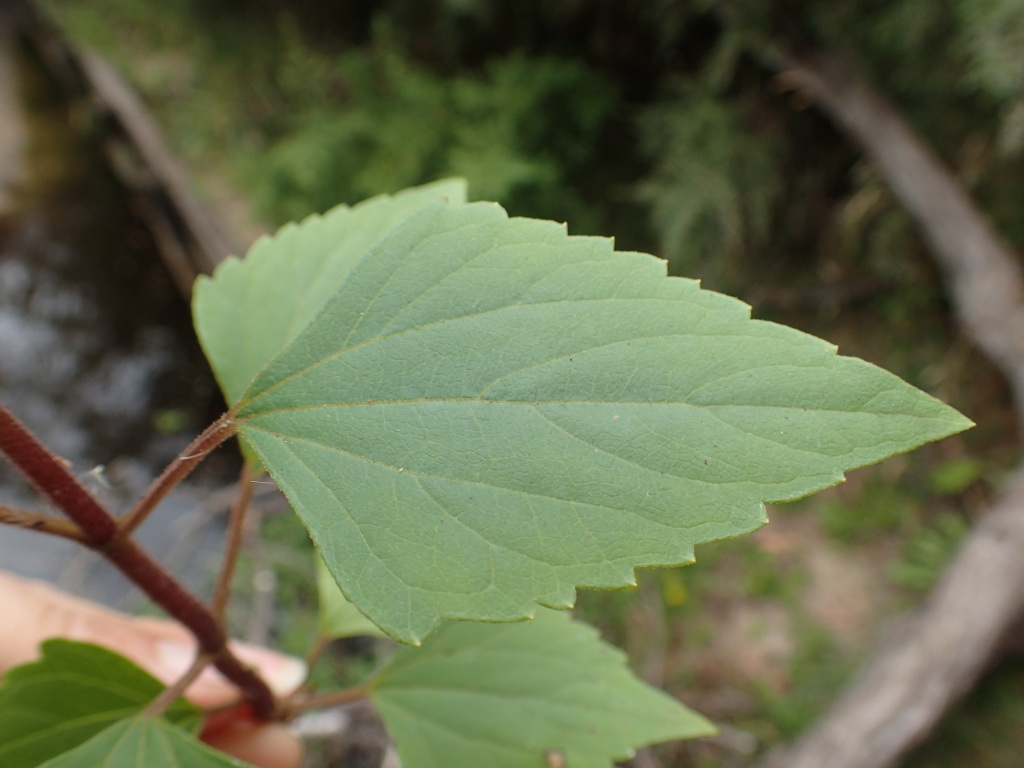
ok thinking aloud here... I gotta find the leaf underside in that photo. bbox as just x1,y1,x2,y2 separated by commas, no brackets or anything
35,716,249,768
197,194,971,644
193,179,468,465
316,553,388,639
372,608,712,768
0,640,200,768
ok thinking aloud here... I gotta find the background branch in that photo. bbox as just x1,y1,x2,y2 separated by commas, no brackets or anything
0,405,279,720
752,48,1024,768
774,50,1024,413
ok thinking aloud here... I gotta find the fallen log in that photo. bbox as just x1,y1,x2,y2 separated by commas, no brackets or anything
753,49,1024,768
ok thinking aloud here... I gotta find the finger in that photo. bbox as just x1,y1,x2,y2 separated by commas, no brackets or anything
0,572,306,707
201,712,305,768
150,633,307,708
0,571,150,671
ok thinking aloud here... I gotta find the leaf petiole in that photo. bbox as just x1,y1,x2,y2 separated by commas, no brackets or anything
211,463,259,619
117,412,239,539
281,684,372,720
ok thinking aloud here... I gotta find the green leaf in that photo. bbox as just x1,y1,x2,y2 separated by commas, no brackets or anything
36,716,250,768
0,640,201,768
317,552,387,639
224,199,969,644
193,178,467,410
371,608,712,768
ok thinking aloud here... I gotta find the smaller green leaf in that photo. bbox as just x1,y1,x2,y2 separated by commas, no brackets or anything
0,640,200,768
370,609,712,768
36,716,251,768
316,553,387,639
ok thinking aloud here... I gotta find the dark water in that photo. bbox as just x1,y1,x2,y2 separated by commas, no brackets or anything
0,33,232,604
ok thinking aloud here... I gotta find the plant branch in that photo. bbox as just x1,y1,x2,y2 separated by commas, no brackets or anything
117,411,238,539
283,684,371,720
241,495,276,646
211,463,257,619
0,404,118,543
103,535,278,719
0,404,278,720
0,503,85,541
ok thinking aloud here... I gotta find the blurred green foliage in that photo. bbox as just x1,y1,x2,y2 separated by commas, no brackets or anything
928,457,985,495
253,39,617,226
820,479,917,544
888,513,970,593
755,624,855,739
634,86,783,285
47,0,1024,284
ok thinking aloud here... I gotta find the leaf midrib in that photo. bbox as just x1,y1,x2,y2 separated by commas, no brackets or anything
239,295,749,407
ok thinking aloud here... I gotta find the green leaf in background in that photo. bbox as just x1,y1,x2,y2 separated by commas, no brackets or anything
35,716,249,768
371,608,712,768
0,640,201,768
215,197,969,643
193,178,467,411
316,553,387,639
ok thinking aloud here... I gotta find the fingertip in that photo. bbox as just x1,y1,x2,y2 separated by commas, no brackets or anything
202,716,304,768
177,643,307,708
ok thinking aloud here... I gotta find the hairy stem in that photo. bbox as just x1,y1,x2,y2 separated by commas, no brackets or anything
0,405,117,542
0,504,85,541
118,411,238,538
0,404,278,720
283,684,371,720
104,535,278,719
211,463,257,619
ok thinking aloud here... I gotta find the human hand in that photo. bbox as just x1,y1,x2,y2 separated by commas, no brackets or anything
0,571,305,768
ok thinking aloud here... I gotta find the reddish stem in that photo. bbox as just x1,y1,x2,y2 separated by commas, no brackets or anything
105,535,277,719
0,404,278,720
118,412,238,539
283,684,371,720
0,407,116,543
211,463,257,619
